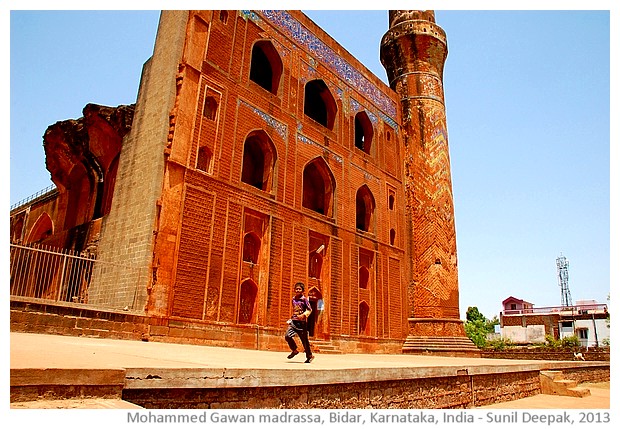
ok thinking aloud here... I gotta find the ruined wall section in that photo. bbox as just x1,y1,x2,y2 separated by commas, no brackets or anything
91,11,189,310
10,103,133,254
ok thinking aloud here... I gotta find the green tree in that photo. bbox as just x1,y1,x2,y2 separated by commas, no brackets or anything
464,306,498,348
466,306,485,323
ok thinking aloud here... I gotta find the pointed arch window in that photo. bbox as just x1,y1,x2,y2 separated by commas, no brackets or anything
304,79,337,130
243,232,261,264
358,301,370,335
358,266,370,289
309,251,323,279
11,216,24,243
302,157,335,217
27,213,53,244
238,279,258,324
219,10,229,24
241,130,277,192
197,145,213,172
355,185,375,232
354,111,373,154
250,40,283,95
203,96,218,120
390,228,396,246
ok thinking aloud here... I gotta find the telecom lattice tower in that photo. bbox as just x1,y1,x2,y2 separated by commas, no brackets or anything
556,254,572,307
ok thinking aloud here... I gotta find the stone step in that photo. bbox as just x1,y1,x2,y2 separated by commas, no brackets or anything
403,336,479,351
540,371,591,398
565,387,591,398
541,370,563,381
312,340,342,354
556,379,578,389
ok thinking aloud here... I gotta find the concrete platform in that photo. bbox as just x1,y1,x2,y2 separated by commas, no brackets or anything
9,332,610,409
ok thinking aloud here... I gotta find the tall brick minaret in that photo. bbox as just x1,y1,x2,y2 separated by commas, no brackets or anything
381,11,478,355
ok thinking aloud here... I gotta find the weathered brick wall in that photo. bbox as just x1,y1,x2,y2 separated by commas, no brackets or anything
150,10,408,346
481,348,610,362
10,299,149,341
560,366,609,383
122,372,540,409
501,313,559,327
472,371,541,407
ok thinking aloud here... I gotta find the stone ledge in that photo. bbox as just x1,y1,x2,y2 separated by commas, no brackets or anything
12,368,122,386
10,368,126,402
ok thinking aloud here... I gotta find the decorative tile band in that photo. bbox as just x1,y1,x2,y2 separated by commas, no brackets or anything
350,98,379,125
247,10,397,120
379,111,399,133
297,133,343,164
351,163,381,184
238,99,288,140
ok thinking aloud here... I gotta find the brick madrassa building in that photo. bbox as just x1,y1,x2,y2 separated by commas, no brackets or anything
10,10,477,355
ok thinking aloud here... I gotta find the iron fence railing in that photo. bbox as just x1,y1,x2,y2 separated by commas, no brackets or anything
10,184,57,212
502,304,608,316
9,243,143,311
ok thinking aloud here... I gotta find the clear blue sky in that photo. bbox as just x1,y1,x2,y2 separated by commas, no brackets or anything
7,7,613,320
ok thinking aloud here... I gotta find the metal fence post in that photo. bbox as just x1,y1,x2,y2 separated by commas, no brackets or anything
56,251,68,302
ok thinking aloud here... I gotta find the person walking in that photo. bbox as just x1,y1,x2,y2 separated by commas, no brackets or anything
285,282,314,363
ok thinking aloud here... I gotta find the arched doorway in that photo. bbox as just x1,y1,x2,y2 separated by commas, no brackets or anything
307,287,324,338
238,279,258,324
26,212,53,244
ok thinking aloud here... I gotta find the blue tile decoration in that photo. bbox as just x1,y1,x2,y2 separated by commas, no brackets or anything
367,110,378,125
379,111,399,134
300,61,344,104
335,86,344,100
241,10,290,61
297,133,343,164
239,99,288,141
352,163,381,184
245,10,398,121
350,98,379,125
432,125,447,145
240,10,260,21
300,60,317,84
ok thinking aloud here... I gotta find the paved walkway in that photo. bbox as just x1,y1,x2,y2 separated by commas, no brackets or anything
10,331,527,370
9,332,610,409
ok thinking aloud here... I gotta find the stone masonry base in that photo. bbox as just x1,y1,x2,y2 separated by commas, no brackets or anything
121,371,542,409
10,298,403,354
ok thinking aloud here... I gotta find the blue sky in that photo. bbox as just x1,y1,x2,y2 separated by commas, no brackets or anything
7,6,614,320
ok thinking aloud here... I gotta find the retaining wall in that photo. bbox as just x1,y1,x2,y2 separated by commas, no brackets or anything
122,371,542,409
481,348,610,362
